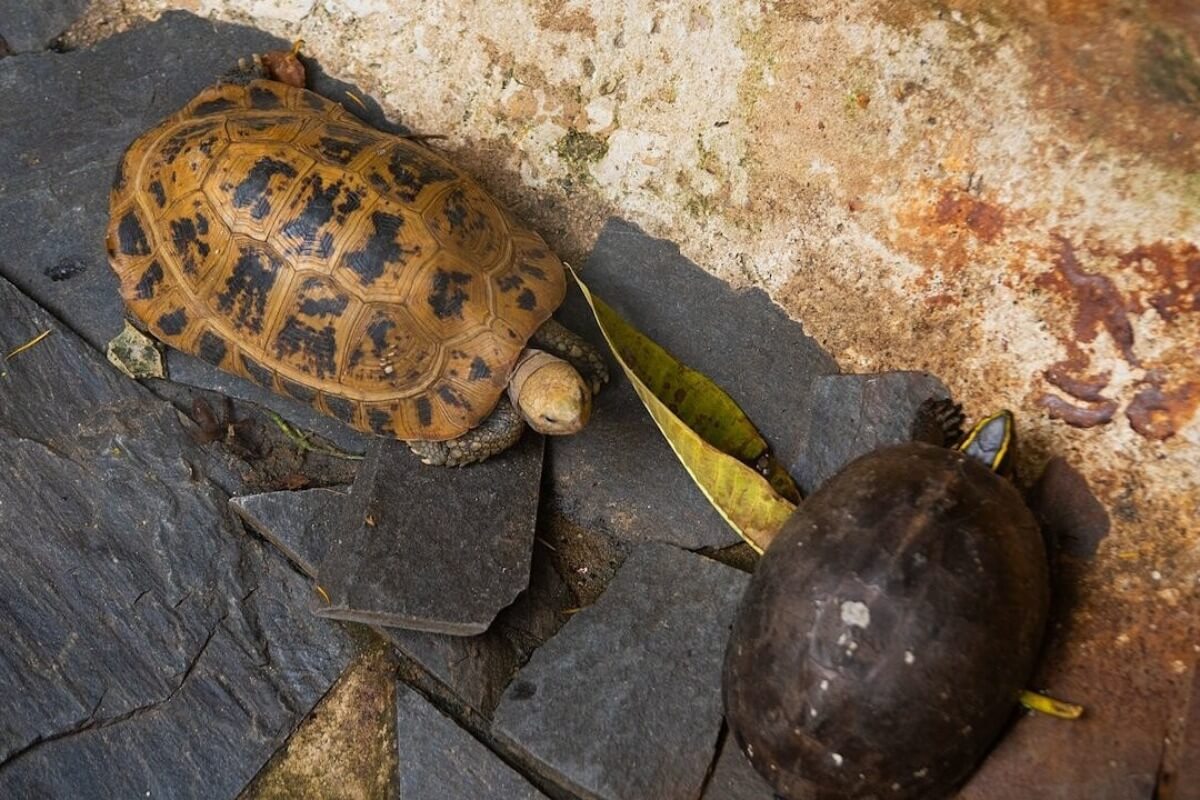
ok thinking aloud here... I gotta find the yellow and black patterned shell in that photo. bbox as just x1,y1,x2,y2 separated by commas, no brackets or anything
107,79,565,441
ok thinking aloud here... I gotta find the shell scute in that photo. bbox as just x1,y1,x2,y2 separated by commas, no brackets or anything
226,112,309,144
208,238,287,346
332,203,428,297
204,145,315,240
360,139,459,206
425,182,508,269
273,164,373,270
268,274,360,381
161,192,231,292
342,305,441,394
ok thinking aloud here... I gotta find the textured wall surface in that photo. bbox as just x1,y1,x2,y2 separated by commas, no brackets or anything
64,0,1199,793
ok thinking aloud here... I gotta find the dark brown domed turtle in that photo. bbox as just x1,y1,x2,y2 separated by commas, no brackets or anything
106,46,607,466
723,403,1050,800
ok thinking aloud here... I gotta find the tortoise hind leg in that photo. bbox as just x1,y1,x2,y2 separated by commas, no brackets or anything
530,318,609,394
219,41,306,87
218,54,270,86
408,397,526,466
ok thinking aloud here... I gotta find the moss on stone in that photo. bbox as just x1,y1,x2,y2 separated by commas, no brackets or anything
556,129,609,171
1141,27,1200,110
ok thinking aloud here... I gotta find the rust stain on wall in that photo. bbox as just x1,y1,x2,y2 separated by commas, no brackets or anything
1033,236,1199,440
1126,369,1200,441
1120,241,1200,322
1038,238,1139,364
933,188,1006,243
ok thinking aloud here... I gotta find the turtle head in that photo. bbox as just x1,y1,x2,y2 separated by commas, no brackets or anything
913,398,1016,476
957,410,1015,476
507,351,591,435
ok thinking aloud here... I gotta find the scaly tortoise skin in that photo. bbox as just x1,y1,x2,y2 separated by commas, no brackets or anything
107,77,572,445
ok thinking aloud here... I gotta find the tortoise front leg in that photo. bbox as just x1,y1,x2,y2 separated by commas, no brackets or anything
407,397,526,466
530,318,609,394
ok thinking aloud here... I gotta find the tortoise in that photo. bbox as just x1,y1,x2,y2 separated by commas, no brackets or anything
723,401,1050,800
106,46,607,466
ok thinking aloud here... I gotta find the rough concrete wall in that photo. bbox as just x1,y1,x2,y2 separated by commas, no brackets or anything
69,0,1198,790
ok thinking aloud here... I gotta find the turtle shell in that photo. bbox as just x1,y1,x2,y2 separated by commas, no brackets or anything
106,79,565,440
723,442,1049,800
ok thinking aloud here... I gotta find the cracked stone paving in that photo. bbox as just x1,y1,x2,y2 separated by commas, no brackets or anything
0,2,1196,799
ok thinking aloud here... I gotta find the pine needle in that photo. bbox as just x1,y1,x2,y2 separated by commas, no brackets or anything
6,329,51,360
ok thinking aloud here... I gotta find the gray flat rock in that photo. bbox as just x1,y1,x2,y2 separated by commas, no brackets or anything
0,275,355,797
702,738,776,800
493,543,749,800
0,0,88,52
395,684,548,799
315,435,544,635
551,218,838,549
791,371,950,493
236,484,568,716
231,486,351,576
382,543,571,716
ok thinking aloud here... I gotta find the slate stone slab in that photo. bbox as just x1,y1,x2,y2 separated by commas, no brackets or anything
551,218,838,549
0,275,355,797
234,484,569,716
395,684,548,799
382,544,571,716
790,371,950,494
0,0,88,52
702,738,776,800
0,10,372,452
315,435,544,635
231,486,351,577
493,543,749,800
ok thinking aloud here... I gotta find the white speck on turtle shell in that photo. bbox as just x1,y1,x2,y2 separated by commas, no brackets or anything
840,601,871,627
831,753,844,767
905,650,916,664
820,679,829,691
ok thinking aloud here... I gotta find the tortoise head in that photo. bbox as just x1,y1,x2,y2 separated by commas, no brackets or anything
507,350,591,435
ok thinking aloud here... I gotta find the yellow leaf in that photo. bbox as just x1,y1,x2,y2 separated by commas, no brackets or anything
1019,690,1084,720
569,267,797,552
